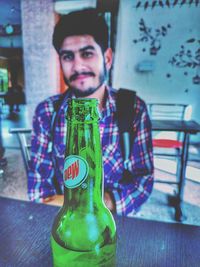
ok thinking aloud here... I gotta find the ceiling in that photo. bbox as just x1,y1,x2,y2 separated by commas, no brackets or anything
0,0,117,26
0,0,21,54
0,0,118,52
0,0,21,26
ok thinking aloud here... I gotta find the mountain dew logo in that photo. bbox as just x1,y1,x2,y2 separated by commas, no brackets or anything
64,155,89,188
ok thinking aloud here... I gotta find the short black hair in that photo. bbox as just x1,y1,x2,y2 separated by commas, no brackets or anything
52,9,109,53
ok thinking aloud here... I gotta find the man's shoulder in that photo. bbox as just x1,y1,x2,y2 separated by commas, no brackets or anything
110,87,147,110
35,92,65,115
136,95,147,112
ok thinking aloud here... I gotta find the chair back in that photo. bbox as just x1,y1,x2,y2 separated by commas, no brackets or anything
9,128,32,176
147,103,191,141
147,103,189,121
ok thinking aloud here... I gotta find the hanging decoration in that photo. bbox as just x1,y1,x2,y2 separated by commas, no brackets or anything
133,18,171,55
135,0,200,10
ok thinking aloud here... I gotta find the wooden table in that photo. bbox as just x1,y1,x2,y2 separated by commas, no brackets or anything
151,119,200,222
0,197,200,267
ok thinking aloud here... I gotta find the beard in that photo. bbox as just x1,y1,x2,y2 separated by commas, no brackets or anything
63,63,107,97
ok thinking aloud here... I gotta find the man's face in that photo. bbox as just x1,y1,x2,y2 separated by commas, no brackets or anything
59,35,112,97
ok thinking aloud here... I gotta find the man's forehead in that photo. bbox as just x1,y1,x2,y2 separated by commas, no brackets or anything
60,35,98,51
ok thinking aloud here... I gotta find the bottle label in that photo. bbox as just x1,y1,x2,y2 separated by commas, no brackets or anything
63,155,89,188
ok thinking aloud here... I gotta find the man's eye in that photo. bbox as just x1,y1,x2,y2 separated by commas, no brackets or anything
82,51,93,58
62,54,74,61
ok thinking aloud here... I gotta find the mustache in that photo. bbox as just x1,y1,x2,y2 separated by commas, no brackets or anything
69,72,95,82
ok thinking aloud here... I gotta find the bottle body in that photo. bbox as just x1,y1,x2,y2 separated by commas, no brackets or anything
51,99,116,267
51,239,116,267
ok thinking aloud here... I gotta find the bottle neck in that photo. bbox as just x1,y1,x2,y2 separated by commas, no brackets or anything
63,120,104,213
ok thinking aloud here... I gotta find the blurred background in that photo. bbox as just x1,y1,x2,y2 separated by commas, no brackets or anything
0,0,199,225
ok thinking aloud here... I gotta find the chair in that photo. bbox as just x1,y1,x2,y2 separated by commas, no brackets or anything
9,128,32,176
148,103,191,183
148,103,192,221
9,127,62,195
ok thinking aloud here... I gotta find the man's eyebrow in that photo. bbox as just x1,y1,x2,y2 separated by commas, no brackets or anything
59,45,95,56
59,50,72,56
79,45,95,52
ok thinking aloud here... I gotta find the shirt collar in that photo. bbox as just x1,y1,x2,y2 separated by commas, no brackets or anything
65,85,116,118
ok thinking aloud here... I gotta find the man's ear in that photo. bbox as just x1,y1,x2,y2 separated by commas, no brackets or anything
104,48,113,71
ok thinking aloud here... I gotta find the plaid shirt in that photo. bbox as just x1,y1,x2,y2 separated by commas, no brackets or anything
28,86,154,216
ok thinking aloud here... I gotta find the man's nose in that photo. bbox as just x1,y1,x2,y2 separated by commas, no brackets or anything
72,56,85,72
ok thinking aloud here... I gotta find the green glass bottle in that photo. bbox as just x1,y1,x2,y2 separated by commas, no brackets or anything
51,98,117,267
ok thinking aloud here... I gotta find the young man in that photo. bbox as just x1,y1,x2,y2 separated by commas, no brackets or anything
28,9,154,216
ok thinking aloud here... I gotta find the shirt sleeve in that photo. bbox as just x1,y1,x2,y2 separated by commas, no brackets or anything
111,101,154,216
28,101,56,202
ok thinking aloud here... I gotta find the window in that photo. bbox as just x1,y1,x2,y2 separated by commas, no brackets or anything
0,68,8,92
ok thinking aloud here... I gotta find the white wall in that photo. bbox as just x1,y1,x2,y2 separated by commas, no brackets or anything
113,0,200,142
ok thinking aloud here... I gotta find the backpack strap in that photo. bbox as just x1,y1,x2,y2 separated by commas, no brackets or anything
116,88,136,184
